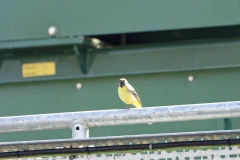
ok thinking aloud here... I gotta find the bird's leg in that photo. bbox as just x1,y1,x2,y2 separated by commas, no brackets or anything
129,103,133,110
124,104,132,110
123,104,130,110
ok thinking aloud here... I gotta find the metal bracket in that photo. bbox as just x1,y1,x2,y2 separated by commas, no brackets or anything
149,143,152,150
72,38,107,74
71,122,89,139
73,45,88,74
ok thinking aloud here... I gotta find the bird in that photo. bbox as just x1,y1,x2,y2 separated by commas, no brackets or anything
118,78,142,108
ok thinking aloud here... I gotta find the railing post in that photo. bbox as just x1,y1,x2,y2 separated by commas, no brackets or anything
71,122,89,139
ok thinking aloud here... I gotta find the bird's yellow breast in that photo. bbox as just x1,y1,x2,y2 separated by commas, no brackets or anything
118,86,141,108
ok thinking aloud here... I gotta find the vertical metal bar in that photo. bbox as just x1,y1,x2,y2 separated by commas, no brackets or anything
224,118,232,130
217,119,225,130
121,34,126,45
217,118,232,130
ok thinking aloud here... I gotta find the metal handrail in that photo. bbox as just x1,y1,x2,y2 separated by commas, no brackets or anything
0,101,240,138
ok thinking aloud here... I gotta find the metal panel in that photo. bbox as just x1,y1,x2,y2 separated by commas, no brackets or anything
0,67,240,141
0,0,239,41
0,0,239,147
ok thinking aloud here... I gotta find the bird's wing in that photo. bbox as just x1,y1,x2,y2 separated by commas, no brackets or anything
127,84,142,106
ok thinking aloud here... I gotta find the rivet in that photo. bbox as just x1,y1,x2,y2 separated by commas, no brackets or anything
76,83,82,90
188,75,194,82
48,26,57,37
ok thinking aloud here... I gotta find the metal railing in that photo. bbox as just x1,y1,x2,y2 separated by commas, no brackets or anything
1,129,240,159
0,101,240,138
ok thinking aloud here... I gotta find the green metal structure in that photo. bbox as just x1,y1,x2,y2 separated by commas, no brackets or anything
1,0,240,143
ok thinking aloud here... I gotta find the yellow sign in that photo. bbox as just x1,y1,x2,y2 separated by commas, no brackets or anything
22,62,56,78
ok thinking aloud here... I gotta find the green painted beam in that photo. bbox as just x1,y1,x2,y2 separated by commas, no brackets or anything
0,0,239,41
0,37,106,51
0,37,83,50
1,38,240,84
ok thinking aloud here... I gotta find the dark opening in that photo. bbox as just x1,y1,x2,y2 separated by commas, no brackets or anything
76,127,80,130
89,25,240,46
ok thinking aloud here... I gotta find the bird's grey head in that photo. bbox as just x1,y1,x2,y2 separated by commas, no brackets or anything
119,78,128,88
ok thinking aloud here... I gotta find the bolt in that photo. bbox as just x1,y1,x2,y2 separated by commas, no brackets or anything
48,26,57,37
188,75,194,82
96,45,101,49
76,83,82,90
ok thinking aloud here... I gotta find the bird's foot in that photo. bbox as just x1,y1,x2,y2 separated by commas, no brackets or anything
123,105,132,110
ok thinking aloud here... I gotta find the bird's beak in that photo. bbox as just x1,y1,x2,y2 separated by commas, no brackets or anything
119,79,124,83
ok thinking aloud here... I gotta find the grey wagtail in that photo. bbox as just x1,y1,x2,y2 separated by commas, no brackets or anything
118,78,142,108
